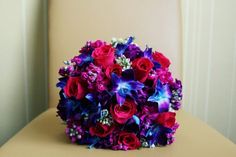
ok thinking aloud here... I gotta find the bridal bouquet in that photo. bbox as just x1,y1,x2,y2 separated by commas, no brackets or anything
56,37,182,150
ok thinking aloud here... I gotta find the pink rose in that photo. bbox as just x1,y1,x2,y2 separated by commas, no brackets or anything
110,99,137,124
64,76,86,100
91,45,115,69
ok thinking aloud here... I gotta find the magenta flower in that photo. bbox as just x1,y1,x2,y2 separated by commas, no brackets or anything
81,63,108,92
156,68,173,84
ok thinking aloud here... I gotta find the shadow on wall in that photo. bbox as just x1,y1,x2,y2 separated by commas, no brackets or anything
24,0,48,121
0,0,48,146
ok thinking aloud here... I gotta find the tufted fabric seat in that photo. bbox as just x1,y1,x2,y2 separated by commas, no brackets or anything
0,0,235,156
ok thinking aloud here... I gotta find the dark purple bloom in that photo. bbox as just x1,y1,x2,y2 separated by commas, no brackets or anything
57,98,79,121
65,122,85,143
79,41,94,54
170,79,183,110
81,63,108,92
59,66,74,76
123,44,143,60
122,115,140,133
145,124,172,146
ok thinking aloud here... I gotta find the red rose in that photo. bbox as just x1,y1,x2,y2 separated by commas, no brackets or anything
105,64,122,79
110,99,137,124
132,57,154,82
92,45,115,69
89,123,115,138
117,132,141,150
155,112,176,128
64,76,86,100
152,52,171,68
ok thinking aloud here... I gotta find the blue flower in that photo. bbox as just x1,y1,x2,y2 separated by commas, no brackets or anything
143,46,161,69
145,124,172,146
72,53,93,66
148,80,171,112
111,71,144,105
57,99,80,121
56,77,68,89
114,36,135,56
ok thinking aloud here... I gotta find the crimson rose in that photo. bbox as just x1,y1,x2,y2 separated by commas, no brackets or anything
92,45,115,69
110,99,137,124
155,112,176,128
117,132,141,150
89,123,115,138
132,57,154,82
64,76,86,100
152,52,171,68
105,64,122,79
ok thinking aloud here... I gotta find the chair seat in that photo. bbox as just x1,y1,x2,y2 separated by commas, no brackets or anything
0,108,235,157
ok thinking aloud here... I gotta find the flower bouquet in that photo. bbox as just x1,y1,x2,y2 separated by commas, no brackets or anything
56,37,182,150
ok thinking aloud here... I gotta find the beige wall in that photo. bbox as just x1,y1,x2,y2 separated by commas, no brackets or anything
181,0,236,143
48,0,182,108
0,0,48,145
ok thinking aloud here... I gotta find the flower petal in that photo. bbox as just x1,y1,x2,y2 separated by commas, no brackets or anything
148,80,171,112
116,92,126,106
128,81,144,90
132,115,140,125
143,46,152,59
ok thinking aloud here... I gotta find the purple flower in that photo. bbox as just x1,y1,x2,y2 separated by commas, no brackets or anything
57,98,77,121
79,41,94,54
170,79,183,110
65,121,85,143
166,123,179,145
58,66,74,76
124,44,143,60
156,68,173,84
81,63,108,92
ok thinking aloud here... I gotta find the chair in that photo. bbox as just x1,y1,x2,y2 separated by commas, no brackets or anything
1,0,235,156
